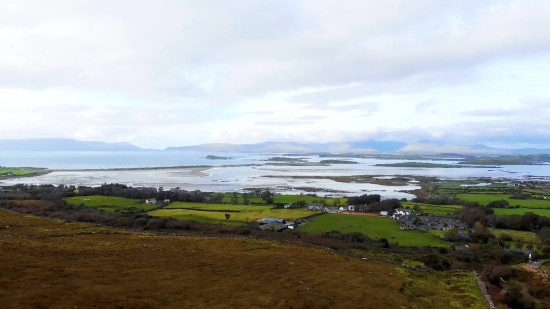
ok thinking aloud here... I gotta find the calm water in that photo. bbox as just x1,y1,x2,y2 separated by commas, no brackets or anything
2,151,550,199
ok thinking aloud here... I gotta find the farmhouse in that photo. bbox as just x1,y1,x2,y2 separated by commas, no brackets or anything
257,218,286,224
379,211,388,217
284,203,292,208
164,199,170,203
307,203,324,211
258,223,288,231
145,198,157,204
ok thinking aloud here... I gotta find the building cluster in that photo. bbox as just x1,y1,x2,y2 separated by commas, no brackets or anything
299,203,355,213
390,208,469,231
256,218,306,231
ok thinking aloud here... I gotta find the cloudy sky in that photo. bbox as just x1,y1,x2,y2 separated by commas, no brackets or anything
2,0,550,149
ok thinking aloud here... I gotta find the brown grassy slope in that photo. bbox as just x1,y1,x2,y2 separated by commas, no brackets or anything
0,210,484,309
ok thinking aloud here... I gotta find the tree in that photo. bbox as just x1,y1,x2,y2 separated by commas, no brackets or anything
242,193,250,205
333,199,341,207
412,216,421,225
412,204,422,213
212,193,224,204
539,227,550,245
225,213,231,220
265,197,274,204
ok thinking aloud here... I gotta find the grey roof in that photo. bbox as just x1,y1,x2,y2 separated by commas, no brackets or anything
258,223,288,231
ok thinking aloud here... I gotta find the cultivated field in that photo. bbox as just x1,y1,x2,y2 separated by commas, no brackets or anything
300,214,450,247
149,208,318,225
0,210,486,309
65,196,158,212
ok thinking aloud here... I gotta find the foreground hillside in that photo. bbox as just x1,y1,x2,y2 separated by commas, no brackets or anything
0,210,485,309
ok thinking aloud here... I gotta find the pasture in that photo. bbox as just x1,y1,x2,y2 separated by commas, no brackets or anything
64,196,158,212
149,208,318,225
456,193,550,209
300,214,449,247
0,209,486,309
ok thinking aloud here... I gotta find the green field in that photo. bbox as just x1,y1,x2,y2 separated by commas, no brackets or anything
221,193,347,205
488,208,550,217
64,196,158,212
300,214,449,247
149,208,318,225
166,202,273,212
402,202,463,215
0,168,37,177
456,193,550,209
489,228,540,243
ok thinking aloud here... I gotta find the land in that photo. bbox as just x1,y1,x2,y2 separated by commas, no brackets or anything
459,154,550,165
206,155,232,160
65,196,159,212
299,214,450,247
0,168,44,178
319,159,359,164
374,162,495,168
456,194,550,209
0,210,487,309
150,206,318,226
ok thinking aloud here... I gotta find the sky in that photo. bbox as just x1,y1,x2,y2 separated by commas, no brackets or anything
2,0,550,150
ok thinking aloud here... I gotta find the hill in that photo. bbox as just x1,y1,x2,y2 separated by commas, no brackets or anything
0,210,486,309
0,138,142,151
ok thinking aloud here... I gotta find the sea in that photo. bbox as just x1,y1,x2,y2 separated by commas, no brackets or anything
1,151,550,199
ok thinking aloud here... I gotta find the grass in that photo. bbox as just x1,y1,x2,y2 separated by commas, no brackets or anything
402,202,463,215
149,208,318,225
64,196,158,212
489,208,550,217
456,193,550,209
0,209,486,309
221,193,348,205
166,202,273,212
489,228,540,243
300,214,450,247
0,168,36,177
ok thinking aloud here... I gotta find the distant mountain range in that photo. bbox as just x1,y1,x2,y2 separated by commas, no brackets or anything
0,139,142,151
1,138,550,155
165,140,407,153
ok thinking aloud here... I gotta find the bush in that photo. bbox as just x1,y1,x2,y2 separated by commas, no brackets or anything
499,232,513,241
146,218,166,230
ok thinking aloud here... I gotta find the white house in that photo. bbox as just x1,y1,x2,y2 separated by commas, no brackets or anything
284,203,292,209
379,211,388,217
145,198,157,204
164,199,170,203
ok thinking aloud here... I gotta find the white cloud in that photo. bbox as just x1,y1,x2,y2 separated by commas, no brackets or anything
1,0,550,148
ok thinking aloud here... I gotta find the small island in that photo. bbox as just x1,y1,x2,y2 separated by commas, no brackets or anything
267,157,307,162
374,162,496,168
319,160,359,164
206,155,232,160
